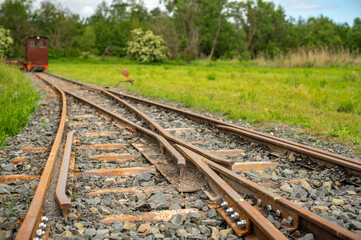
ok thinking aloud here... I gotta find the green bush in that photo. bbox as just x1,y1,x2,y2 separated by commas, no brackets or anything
0,26,13,58
127,29,168,63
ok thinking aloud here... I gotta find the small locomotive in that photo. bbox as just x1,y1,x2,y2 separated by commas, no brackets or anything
5,36,48,72
25,36,48,71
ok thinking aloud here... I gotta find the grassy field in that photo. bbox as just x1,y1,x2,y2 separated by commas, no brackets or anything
0,63,41,148
49,58,361,147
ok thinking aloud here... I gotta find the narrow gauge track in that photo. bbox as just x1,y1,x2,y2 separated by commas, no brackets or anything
4,72,359,239
13,71,357,239
34,73,286,240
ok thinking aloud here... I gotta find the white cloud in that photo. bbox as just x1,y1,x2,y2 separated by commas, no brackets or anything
80,6,95,16
289,0,337,10
30,0,163,17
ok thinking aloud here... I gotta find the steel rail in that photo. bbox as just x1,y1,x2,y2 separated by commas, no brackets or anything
203,156,361,240
55,130,77,218
16,75,67,240
175,145,287,240
218,125,361,174
102,88,361,175
41,74,282,238
46,72,233,167
43,73,361,239
36,74,186,175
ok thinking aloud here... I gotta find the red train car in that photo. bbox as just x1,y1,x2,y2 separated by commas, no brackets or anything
25,36,48,71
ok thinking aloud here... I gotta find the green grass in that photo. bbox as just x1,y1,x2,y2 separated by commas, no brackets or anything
0,63,41,148
49,58,361,147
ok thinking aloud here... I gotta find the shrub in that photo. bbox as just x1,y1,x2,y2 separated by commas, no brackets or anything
127,29,168,63
0,26,13,58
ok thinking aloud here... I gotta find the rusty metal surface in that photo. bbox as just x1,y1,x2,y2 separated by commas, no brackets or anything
87,186,171,196
218,125,361,175
132,142,206,192
105,88,361,175
41,73,187,176
175,145,287,240
82,131,121,136
20,146,47,153
55,130,77,218
46,72,233,168
80,167,155,177
26,36,48,68
40,73,361,239
16,74,67,240
210,149,245,157
233,162,279,173
205,158,361,240
88,153,140,162
11,157,30,165
78,143,127,150
0,175,39,182
101,208,205,225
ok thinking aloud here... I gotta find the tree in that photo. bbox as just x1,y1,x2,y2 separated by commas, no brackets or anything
347,18,361,51
33,1,83,57
202,0,227,60
227,0,288,57
0,0,33,57
149,12,180,59
127,28,168,63
0,26,13,58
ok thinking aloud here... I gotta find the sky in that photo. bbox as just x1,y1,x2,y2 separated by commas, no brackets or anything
29,0,361,26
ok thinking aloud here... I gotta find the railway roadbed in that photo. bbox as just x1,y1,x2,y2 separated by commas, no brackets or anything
0,72,360,240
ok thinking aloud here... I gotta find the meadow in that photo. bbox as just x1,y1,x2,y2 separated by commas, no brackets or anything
49,58,361,147
0,63,41,148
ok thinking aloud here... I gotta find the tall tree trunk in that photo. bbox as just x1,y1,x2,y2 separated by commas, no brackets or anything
208,15,222,60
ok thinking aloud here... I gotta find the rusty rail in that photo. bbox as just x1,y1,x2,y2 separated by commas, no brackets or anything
204,156,361,240
45,72,233,168
42,73,361,239
175,145,287,240
36,74,186,176
16,75,67,240
218,125,361,174
55,130,77,218
102,87,361,175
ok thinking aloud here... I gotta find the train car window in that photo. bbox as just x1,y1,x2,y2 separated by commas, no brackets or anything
30,40,37,47
39,40,46,47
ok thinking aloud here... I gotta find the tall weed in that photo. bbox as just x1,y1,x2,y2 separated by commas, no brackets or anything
0,63,41,147
257,46,361,68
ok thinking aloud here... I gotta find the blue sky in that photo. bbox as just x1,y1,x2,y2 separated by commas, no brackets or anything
28,0,361,26
273,0,361,25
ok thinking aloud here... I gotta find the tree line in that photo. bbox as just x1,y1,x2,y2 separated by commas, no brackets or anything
1,0,360,60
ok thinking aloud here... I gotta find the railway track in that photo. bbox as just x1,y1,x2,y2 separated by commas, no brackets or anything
0,72,360,239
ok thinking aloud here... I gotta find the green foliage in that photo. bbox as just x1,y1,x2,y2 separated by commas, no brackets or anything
127,29,168,63
207,73,216,80
337,98,359,113
0,26,13,58
71,192,80,201
1,0,361,60
0,63,41,148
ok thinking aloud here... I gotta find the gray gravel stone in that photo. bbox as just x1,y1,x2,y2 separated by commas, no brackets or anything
150,192,170,203
187,212,202,224
194,199,204,210
170,214,184,226
207,208,217,218
112,221,123,232
169,203,181,210
282,169,294,178
299,233,314,240
84,228,97,236
350,220,361,230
